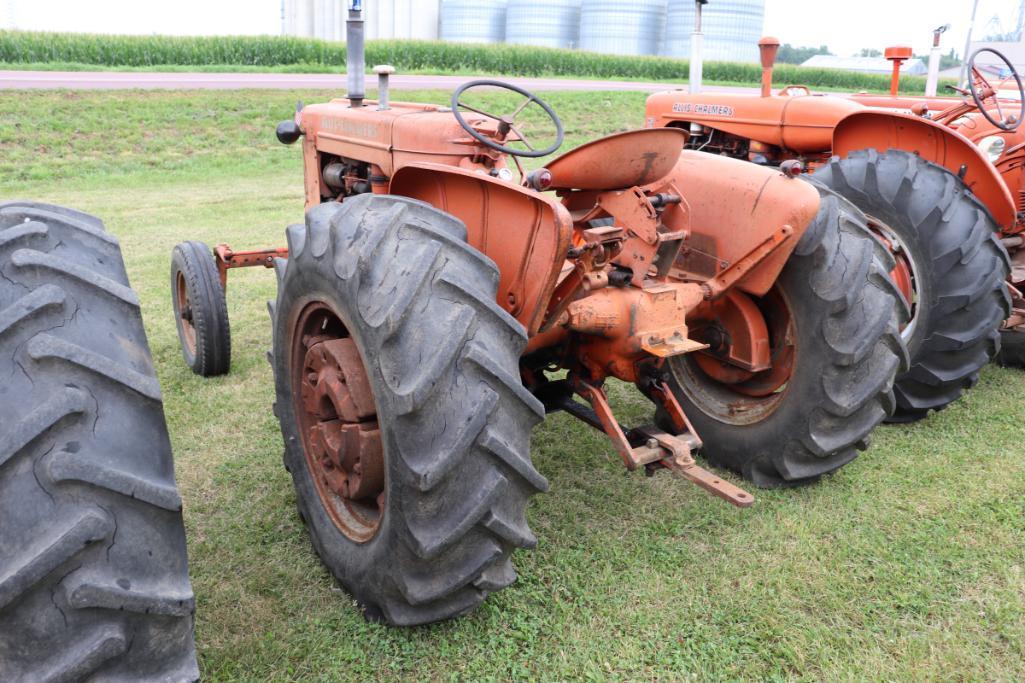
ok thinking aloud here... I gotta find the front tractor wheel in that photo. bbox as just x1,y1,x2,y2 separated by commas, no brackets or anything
662,192,909,488
270,195,548,626
171,240,231,376
813,149,1011,422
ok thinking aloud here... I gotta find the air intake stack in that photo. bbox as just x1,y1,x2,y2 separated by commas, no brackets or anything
758,36,780,97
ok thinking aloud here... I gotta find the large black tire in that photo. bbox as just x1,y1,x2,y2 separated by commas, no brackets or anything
0,202,197,680
813,149,1011,422
270,195,548,626
661,191,909,488
171,240,231,376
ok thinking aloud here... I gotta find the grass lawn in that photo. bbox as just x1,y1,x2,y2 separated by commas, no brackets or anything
3,88,1024,681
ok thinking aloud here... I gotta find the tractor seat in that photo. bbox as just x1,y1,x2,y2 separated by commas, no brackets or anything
544,128,688,191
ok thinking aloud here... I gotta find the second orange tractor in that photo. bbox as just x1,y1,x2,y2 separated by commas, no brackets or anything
647,36,1022,422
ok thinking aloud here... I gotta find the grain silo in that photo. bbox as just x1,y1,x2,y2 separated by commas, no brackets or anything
579,0,666,56
439,0,507,44
663,0,766,62
506,0,581,50
364,0,440,41
284,0,441,41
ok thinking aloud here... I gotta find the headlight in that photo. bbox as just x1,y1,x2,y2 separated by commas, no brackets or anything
979,135,1006,162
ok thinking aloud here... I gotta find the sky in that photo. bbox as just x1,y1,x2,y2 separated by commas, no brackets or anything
763,0,1017,58
0,0,1019,59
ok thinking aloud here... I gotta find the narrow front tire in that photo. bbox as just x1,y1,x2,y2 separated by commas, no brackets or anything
171,240,231,376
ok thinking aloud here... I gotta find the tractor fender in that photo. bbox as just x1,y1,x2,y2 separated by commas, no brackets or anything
389,163,572,336
832,110,1016,228
663,150,822,297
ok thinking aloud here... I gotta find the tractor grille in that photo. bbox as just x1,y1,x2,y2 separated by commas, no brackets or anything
1019,190,1025,215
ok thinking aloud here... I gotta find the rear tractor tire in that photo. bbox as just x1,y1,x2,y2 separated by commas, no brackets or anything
0,202,197,681
813,149,1011,422
171,240,231,376
660,191,910,488
270,195,548,626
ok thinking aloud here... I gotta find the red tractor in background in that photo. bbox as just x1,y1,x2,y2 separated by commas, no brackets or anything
646,37,1024,423
167,7,908,626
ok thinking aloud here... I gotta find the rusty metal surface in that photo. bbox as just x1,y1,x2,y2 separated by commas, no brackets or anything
214,244,289,289
565,280,705,383
545,129,688,190
174,271,197,356
300,337,384,503
564,378,753,506
660,451,754,508
685,284,796,398
690,289,771,378
701,223,793,300
633,422,752,508
572,379,663,470
663,152,819,298
292,304,383,543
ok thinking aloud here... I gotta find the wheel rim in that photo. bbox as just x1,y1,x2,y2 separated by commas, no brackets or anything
175,271,197,356
291,302,384,543
867,215,919,343
672,286,797,425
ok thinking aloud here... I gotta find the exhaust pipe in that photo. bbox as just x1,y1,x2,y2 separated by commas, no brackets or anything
925,24,949,97
688,0,707,94
757,36,780,97
346,0,365,108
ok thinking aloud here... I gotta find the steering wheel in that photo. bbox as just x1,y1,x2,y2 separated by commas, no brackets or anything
967,48,1025,131
451,80,564,158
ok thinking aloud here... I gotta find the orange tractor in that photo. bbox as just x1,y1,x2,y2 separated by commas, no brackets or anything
168,8,907,625
646,37,1023,423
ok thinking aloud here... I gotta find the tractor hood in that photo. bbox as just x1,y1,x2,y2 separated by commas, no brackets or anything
300,99,497,176
646,91,864,154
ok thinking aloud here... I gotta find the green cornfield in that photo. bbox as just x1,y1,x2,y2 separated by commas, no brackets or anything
0,30,947,93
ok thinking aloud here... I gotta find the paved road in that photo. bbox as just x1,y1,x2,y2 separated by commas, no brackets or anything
0,70,758,94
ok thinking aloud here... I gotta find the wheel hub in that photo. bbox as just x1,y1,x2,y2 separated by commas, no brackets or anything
291,303,384,542
689,288,794,398
867,215,919,342
174,271,197,354
670,285,796,424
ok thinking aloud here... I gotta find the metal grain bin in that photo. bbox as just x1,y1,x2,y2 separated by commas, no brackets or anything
440,0,507,44
506,0,581,50
663,0,766,62
579,0,666,56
